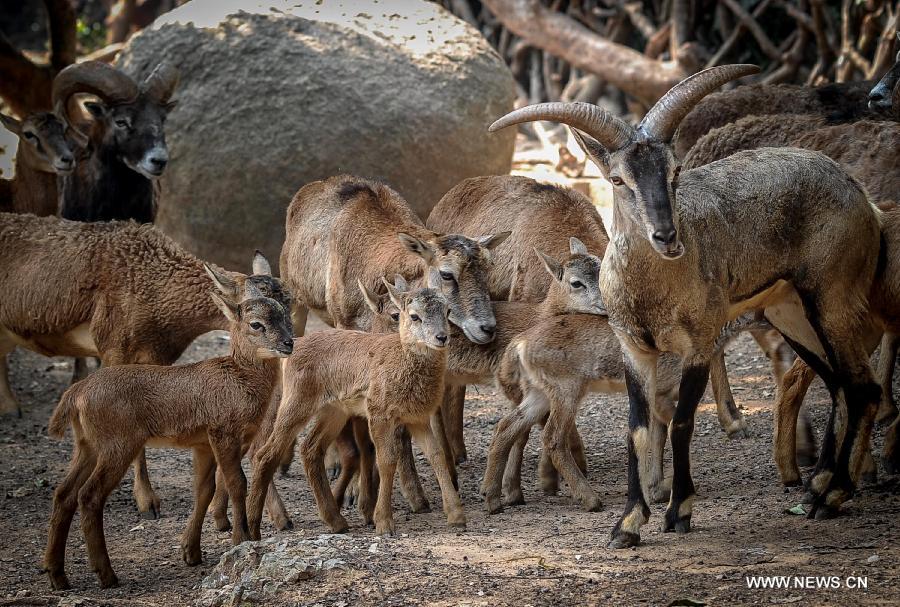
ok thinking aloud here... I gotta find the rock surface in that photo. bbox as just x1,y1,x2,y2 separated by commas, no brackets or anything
195,534,355,606
117,0,516,270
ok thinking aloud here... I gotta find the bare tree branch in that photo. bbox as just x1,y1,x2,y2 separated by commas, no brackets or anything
481,0,693,106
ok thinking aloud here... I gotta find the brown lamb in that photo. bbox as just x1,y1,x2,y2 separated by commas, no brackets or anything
44,287,293,590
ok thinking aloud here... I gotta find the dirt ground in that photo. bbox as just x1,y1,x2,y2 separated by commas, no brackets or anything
1,320,899,606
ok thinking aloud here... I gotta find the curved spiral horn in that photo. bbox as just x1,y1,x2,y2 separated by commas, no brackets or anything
638,64,760,143
141,62,180,103
52,61,139,137
489,102,634,152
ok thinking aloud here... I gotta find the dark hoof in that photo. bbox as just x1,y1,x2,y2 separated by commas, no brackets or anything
485,496,504,515
326,466,340,482
584,497,603,512
782,477,803,488
139,507,160,521
801,490,817,505
808,503,842,520
454,454,468,466
214,518,232,532
796,451,818,468
279,463,292,478
274,518,294,532
502,492,526,507
608,531,640,549
727,427,750,440
861,470,878,486
182,545,203,566
663,511,691,534
98,572,120,589
409,502,431,514
47,571,71,591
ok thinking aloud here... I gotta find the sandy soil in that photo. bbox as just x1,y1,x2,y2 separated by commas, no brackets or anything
1,320,898,607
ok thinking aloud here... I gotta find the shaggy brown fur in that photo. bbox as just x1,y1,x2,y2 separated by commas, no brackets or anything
280,174,507,344
673,80,894,159
248,283,463,538
0,112,74,215
685,115,900,204
0,213,287,518
43,291,293,590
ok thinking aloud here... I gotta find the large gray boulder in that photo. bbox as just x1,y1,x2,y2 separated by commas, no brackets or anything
117,0,516,270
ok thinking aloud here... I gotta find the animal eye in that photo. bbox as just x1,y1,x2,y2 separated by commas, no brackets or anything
571,280,584,289
22,132,37,141
610,176,624,186
439,271,454,281
115,119,130,129
673,165,682,182
390,313,400,322
250,321,265,331
410,314,421,322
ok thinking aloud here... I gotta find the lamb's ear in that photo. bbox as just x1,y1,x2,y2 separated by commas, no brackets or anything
535,248,563,281
382,277,405,310
426,267,443,290
210,291,240,322
478,231,511,250
358,279,381,314
569,236,588,256
252,250,272,276
0,114,21,135
398,232,435,263
393,274,409,292
571,128,610,175
204,263,241,300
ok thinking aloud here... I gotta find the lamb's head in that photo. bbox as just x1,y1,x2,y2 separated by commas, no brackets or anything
212,289,294,359
52,61,178,179
204,252,293,313
0,111,75,174
383,276,450,352
536,237,605,315
489,65,759,260
359,275,406,334
868,33,900,111
397,230,509,345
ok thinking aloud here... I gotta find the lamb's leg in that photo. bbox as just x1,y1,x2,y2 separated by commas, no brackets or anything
331,421,360,507
542,387,600,512
0,340,21,417
292,303,309,337
396,426,431,513
501,428,530,507
875,333,899,425
247,385,317,539
78,454,134,589
773,358,817,485
408,421,466,529
750,327,795,386
431,408,459,490
302,412,351,534
44,440,96,590
709,351,748,439
210,435,251,545
181,447,216,566
442,385,467,464
647,397,673,504
482,390,550,514
369,418,401,536
71,357,92,383
132,451,161,519
351,416,378,525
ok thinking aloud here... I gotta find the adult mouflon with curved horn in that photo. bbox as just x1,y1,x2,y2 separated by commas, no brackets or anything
490,65,883,548
52,60,178,223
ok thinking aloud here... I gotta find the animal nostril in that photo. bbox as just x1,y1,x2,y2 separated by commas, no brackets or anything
282,339,293,350
436,333,448,344
868,90,885,101
479,324,496,336
149,156,168,168
60,155,74,165
652,229,677,246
